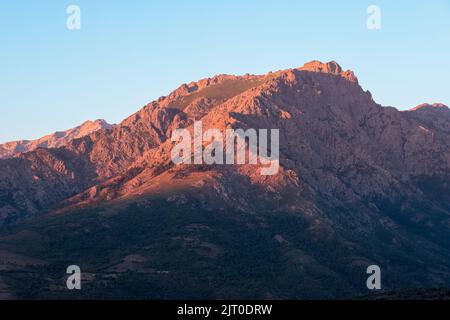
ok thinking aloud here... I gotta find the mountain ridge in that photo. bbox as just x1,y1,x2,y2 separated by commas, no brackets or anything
0,61,450,298
0,119,113,159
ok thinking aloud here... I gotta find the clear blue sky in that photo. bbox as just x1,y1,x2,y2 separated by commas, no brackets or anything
1,0,449,143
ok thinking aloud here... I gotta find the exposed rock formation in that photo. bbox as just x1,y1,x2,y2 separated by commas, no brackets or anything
0,119,113,159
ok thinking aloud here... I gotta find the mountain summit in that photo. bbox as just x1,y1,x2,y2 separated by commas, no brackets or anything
299,60,358,82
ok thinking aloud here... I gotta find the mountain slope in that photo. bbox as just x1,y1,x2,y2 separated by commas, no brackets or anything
0,61,450,299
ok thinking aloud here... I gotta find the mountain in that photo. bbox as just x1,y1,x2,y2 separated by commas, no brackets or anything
0,119,113,159
0,61,450,299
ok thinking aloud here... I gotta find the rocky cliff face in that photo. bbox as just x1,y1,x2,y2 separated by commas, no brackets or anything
0,61,450,298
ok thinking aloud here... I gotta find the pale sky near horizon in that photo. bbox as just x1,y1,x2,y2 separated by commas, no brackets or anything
1,1,450,143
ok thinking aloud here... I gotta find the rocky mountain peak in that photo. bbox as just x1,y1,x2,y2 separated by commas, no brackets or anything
299,60,358,83
411,103,449,111
300,60,342,74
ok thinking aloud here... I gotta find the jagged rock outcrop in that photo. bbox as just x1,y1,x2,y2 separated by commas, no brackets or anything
0,119,113,159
